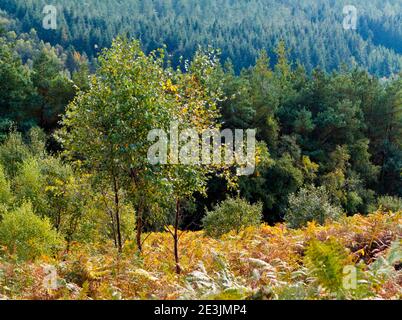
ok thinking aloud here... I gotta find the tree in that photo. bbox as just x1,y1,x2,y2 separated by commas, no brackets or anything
3,0,402,76
285,185,343,228
203,197,263,238
0,164,12,211
42,157,90,251
32,48,75,130
58,38,184,253
147,48,233,273
370,78,402,197
0,38,35,132
0,202,63,261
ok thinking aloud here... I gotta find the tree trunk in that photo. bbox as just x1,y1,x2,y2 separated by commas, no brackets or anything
136,204,143,253
115,211,122,253
66,233,72,254
113,175,122,253
130,169,144,253
174,199,182,274
109,209,117,249
55,209,61,232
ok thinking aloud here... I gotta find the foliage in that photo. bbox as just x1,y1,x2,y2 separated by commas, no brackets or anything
0,202,63,261
285,185,344,228
0,164,12,207
57,38,181,251
1,23,401,226
73,191,136,246
304,238,351,295
14,157,47,215
58,38,233,256
0,4,401,300
0,36,34,132
0,130,31,177
375,196,402,212
0,211,400,300
203,198,263,238
0,129,110,248
1,0,401,76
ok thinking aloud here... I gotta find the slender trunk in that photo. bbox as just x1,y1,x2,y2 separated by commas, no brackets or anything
101,188,117,248
65,216,80,254
108,144,122,251
66,233,72,254
136,205,143,253
110,210,117,248
115,212,122,253
55,209,61,232
130,168,144,253
113,175,122,253
174,199,181,274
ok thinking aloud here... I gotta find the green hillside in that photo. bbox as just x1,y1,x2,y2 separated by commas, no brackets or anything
1,0,402,75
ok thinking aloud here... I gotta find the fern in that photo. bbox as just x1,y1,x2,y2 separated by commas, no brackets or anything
304,238,350,295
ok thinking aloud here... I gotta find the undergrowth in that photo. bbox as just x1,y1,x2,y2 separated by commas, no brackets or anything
0,210,400,300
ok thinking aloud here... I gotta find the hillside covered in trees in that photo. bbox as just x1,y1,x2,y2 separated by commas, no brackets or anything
0,0,401,301
0,0,402,75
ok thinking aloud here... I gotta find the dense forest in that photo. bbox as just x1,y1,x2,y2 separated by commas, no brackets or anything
1,0,402,75
0,1,401,300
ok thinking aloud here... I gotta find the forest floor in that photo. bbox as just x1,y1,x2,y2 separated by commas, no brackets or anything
0,211,401,300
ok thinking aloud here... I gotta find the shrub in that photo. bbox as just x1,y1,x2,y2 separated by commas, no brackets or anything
14,157,47,215
376,196,402,212
27,127,47,157
0,202,63,261
285,185,343,229
0,164,12,216
0,164,12,206
202,197,263,238
75,198,136,245
0,130,31,177
0,127,46,178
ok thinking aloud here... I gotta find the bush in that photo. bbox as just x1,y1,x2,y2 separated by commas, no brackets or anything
14,157,47,215
0,202,63,261
285,185,343,229
202,197,263,238
0,164,12,206
0,164,12,216
0,130,31,177
0,128,46,178
75,197,136,245
375,196,402,212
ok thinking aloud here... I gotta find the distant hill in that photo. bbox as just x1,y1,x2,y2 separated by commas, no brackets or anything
1,0,401,75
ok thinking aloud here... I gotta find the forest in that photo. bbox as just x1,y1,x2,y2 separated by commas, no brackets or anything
0,1,401,300
1,0,402,75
